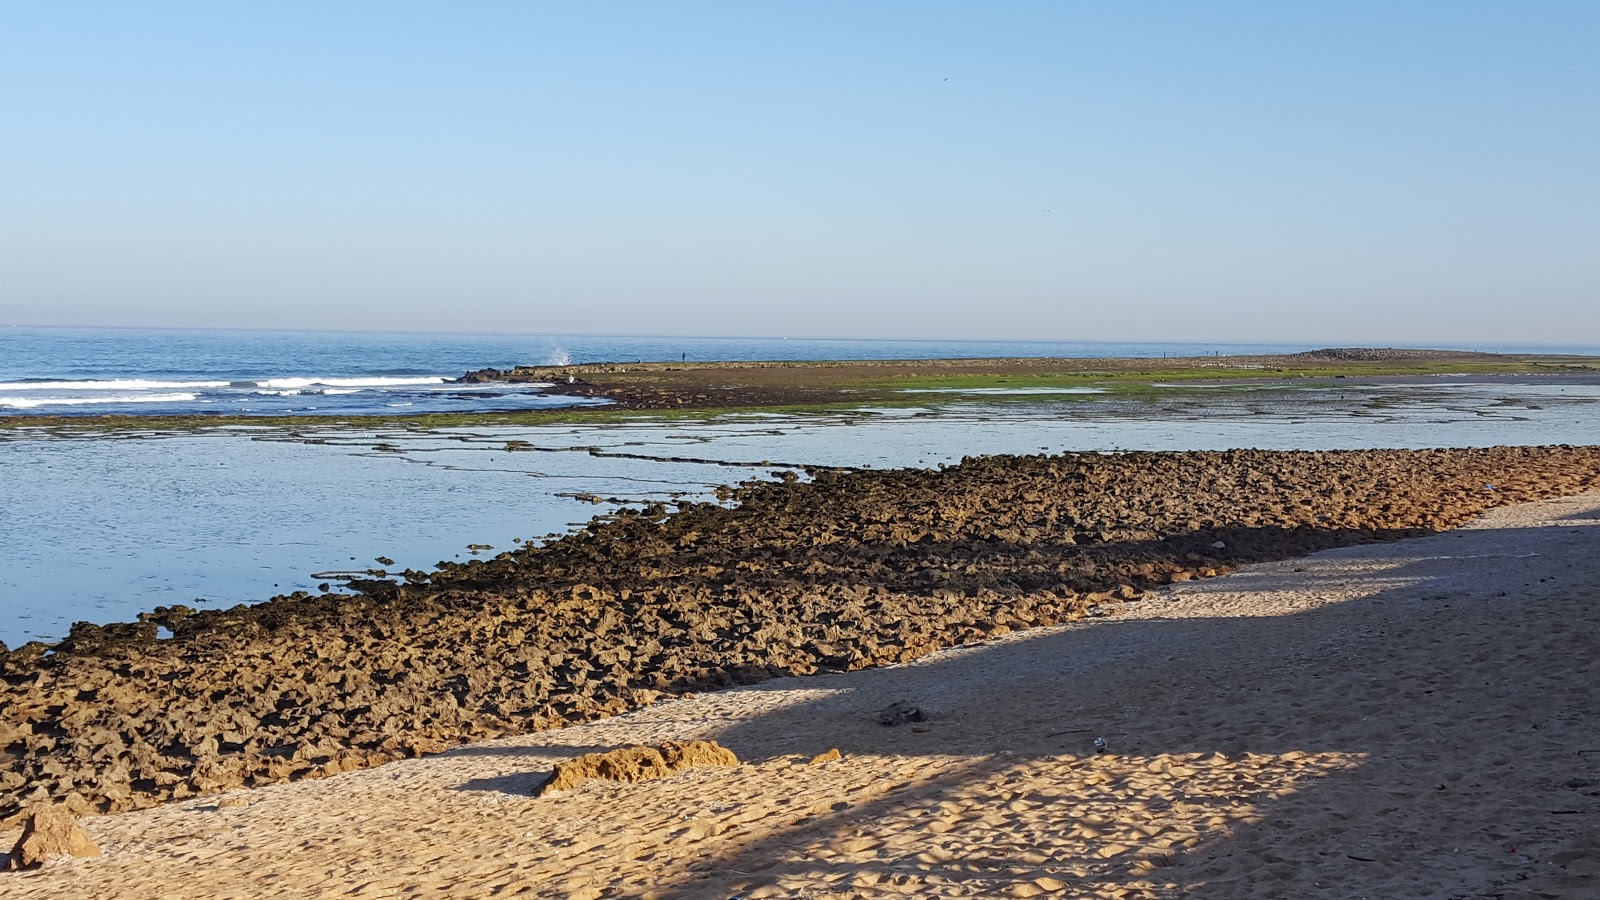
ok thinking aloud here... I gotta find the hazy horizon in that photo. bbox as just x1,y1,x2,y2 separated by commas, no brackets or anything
3,3,1596,344
10,322,1600,357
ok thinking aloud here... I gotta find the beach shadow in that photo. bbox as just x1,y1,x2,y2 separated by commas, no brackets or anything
601,514,1600,898
447,743,614,796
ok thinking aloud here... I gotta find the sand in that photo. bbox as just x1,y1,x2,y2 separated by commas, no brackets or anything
5,492,1599,899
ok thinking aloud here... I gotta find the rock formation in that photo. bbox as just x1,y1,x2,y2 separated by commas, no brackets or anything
7,805,99,869
532,740,739,796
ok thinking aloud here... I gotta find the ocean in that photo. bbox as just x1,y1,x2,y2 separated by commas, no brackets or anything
6,326,1597,417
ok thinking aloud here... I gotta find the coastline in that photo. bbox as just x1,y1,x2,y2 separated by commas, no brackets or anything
6,445,1600,829
6,489,1598,897
6,348,1599,432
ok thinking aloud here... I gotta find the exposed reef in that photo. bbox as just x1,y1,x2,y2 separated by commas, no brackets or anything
451,349,1592,411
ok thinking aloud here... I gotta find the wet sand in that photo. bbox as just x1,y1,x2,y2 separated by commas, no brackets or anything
4,492,1597,898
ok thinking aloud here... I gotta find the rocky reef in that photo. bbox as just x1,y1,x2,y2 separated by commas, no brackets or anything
4,446,1600,824
449,349,1571,411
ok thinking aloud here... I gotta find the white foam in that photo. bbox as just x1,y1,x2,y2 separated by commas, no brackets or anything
0,392,199,409
0,379,230,392
253,376,448,389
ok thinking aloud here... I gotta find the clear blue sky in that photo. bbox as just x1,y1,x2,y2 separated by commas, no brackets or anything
2,2,1596,343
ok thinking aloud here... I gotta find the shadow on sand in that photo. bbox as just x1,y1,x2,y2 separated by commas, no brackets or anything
566,513,1600,898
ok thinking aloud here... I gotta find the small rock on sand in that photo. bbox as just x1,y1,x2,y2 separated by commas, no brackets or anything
7,805,99,870
877,701,927,727
808,748,842,765
532,740,738,797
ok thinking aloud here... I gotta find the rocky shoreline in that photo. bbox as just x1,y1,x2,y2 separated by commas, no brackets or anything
5,446,1600,824
451,348,1586,411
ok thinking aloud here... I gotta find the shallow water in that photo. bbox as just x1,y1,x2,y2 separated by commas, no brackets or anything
2,380,1597,645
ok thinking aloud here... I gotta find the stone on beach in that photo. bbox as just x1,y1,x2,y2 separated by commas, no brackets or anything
877,701,927,727
531,740,739,797
7,805,99,870
808,748,843,765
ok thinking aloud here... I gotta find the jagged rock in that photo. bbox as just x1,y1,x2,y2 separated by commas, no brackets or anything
809,748,842,765
7,805,99,869
532,740,739,797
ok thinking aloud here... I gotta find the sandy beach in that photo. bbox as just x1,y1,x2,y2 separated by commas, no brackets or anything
4,491,1597,898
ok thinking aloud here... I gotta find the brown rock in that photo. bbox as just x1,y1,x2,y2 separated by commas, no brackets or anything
532,740,738,797
808,748,842,765
7,805,99,869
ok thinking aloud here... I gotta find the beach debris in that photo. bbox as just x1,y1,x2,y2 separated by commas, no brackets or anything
532,740,738,797
1093,737,1109,754
877,701,927,727
1211,540,1227,549
809,748,843,765
7,805,99,870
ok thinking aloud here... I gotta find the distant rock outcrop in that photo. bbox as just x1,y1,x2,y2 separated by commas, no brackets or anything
1290,347,1502,361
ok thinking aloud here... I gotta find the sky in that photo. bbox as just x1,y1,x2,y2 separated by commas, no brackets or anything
1,2,1596,343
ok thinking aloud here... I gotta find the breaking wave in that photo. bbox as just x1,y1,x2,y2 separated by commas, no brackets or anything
0,392,199,409
252,376,449,389
0,379,230,392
